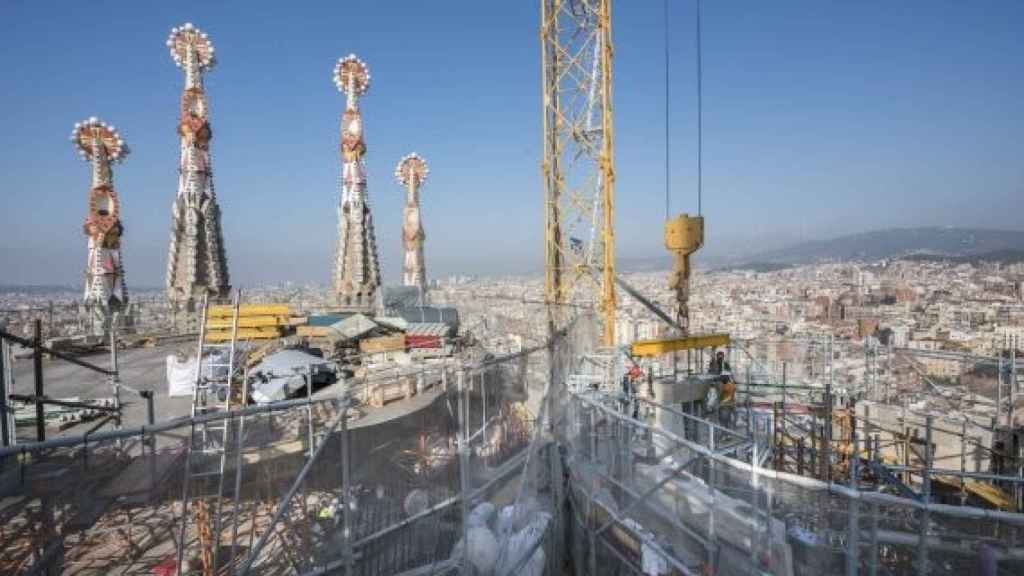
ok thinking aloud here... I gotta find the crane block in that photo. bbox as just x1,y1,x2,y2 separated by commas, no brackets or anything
664,214,704,254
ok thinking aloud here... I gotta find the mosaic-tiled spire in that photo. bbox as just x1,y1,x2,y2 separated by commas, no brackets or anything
332,54,381,311
165,23,230,310
71,117,129,323
395,153,429,298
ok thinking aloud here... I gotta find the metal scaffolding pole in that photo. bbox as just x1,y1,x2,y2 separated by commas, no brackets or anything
33,320,44,442
109,315,121,433
457,369,470,576
846,427,860,576
228,365,251,574
341,395,353,576
707,422,717,572
917,415,933,574
0,336,11,447
1011,346,1017,428
868,501,879,576
826,335,834,483
239,404,349,574
998,355,1004,428
587,405,598,576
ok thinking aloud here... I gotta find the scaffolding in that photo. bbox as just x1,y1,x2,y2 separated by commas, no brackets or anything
0,313,1023,575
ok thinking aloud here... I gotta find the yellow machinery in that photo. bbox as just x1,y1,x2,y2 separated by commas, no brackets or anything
665,213,704,334
624,215,725,361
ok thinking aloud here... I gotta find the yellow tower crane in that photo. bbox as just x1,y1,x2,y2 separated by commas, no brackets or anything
542,0,726,363
541,0,617,346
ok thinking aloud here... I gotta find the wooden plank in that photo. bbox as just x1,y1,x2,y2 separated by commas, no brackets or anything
296,326,332,338
359,334,406,353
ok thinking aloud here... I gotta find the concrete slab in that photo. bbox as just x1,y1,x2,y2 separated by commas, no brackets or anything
9,344,193,442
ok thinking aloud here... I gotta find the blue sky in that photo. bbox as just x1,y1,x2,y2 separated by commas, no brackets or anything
1,1,1021,286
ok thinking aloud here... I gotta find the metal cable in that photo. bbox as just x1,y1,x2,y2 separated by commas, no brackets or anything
664,0,671,221
696,0,703,216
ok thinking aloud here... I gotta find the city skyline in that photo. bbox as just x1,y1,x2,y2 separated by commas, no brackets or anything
1,1,1022,287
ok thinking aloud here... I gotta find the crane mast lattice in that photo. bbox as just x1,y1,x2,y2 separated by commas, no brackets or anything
541,0,617,346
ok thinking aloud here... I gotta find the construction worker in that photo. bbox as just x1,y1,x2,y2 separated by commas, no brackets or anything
708,350,731,375
718,373,737,428
317,496,340,533
620,373,640,418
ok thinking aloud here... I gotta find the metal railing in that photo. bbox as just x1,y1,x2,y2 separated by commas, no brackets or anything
564,386,1024,575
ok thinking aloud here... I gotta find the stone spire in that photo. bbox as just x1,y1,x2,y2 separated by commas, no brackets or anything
71,117,129,334
165,23,230,311
332,54,381,311
395,153,429,300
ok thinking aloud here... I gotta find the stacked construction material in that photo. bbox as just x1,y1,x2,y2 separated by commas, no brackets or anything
205,304,290,342
296,313,349,338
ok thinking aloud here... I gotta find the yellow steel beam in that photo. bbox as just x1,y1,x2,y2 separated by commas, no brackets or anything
630,333,730,357
206,316,289,329
599,0,617,347
205,327,283,342
207,304,290,318
933,475,1016,511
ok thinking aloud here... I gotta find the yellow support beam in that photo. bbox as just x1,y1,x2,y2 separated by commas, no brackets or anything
207,316,289,329
205,327,283,342
630,333,730,357
207,304,290,318
933,475,1016,511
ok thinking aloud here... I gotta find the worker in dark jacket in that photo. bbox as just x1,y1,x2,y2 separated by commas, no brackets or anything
708,350,731,374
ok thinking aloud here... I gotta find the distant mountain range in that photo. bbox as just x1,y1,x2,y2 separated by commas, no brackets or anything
0,285,164,295
5,228,1023,290
0,284,80,294
725,227,1024,270
900,249,1024,265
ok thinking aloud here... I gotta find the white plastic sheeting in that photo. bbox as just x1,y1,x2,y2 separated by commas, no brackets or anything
249,349,335,404
449,525,500,575
166,354,195,397
449,501,549,576
496,508,549,576
466,502,496,529
403,489,429,517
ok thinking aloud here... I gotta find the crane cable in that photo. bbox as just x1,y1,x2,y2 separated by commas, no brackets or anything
665,0,704,219
664,0,671,221
696,0,703,216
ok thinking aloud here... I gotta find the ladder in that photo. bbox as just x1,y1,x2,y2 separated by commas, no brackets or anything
177,291,243,576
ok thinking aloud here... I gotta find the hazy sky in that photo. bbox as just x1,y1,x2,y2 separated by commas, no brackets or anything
1,1,1021,286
